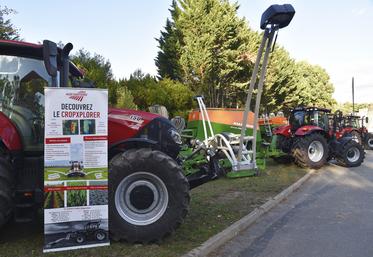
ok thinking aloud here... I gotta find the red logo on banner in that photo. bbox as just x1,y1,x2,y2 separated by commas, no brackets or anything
66,91,87,102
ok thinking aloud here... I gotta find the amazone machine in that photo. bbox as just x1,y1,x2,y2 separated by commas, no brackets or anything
180,5,295,182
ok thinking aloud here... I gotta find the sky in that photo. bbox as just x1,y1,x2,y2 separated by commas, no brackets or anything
3,0,373,103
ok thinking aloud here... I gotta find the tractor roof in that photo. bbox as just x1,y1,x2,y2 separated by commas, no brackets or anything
291,106,331,113
0,39,83,78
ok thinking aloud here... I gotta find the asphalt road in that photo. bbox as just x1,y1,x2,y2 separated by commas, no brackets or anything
212,151,373,257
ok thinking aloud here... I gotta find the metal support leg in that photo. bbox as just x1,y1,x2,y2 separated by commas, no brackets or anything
252,27,277,166
237,25,278,170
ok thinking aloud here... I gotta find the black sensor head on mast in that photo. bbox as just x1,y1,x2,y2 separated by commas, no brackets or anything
260,4,295,30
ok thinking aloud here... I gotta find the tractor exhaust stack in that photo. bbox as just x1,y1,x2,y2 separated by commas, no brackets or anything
60,43,73,87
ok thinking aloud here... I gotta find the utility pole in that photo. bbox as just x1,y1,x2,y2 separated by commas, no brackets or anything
352,77,355,115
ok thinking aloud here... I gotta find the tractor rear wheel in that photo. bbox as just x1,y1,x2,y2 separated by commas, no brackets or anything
349,130,362,145
336,140,365,167
0,158,14,228
109,148,190,243
365,133,373,150
291,133,328,169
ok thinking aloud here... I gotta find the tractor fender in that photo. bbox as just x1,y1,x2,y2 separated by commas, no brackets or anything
273,125,291,137
346,128,359,134
341,127,353,134
294,125,324,136
109,138,158,159
0,112,22,151
329,136,353,156
337,136,354,146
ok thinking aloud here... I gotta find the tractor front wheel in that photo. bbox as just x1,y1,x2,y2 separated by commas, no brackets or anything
109,148,190,243
365,133,373,150
0,158,14,228
291,133,328,169
336,140,365,167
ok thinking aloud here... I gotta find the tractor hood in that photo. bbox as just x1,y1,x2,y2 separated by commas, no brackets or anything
109,107,160,126
108,107,160,138
108,107,180,159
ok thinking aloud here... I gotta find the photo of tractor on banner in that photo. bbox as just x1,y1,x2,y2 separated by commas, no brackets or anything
44,220,109,251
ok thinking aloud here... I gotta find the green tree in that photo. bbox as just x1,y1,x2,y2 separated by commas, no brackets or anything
109,81,138,110
155,0,183,81
156,0,337,113
124,70,193,116
158,78,194,116
71,49,113,89
0,6,20,40
71,50,137,109
156,0,258,107
333,102,370,114
289,61,336,110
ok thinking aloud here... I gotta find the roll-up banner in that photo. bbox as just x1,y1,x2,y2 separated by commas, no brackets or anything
43,88,109,252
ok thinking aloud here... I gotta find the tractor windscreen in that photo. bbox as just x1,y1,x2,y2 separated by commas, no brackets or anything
344,117,360,128
306,111,329,130
290,110,329,131
290,111,305,130
0,55,54,151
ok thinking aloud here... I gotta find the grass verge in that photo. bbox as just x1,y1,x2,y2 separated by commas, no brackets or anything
0,161,307,257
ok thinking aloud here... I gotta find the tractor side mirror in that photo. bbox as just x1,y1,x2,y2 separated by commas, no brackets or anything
366,117,369,123
42,40,58,78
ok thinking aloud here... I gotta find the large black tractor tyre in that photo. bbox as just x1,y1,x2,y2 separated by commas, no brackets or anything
364,133,373,150
109,148,190,243
348,130,362,145
336,140,365,167
291,133,329,169
272,135,293,164
0,158,14,228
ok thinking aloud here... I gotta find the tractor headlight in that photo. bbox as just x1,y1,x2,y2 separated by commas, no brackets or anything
169,129,182,145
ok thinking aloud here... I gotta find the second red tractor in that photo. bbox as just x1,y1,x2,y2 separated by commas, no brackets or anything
273,107,365,169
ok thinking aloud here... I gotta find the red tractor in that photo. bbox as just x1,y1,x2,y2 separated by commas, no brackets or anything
337,112,373,150
273,107,365,169
0,39,189,243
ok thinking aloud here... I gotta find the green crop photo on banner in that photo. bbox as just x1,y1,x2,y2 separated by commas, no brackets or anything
43,88,109,252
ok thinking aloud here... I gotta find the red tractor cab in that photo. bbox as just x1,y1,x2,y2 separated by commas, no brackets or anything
339,113,373,150
273,107,365,169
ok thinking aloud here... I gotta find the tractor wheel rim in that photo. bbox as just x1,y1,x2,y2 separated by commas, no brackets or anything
115,171,169,226
347,147,360,163
76,237,84,243
96,232,105,241
308,141,324,162
368,138,373,148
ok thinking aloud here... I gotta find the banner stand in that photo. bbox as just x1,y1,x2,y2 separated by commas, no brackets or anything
43,88,109,252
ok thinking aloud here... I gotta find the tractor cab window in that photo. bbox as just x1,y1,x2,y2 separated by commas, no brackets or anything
344,117,359,128
307,111,329,131
351,118,360,128
290,111,305,129
0,55,53,152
